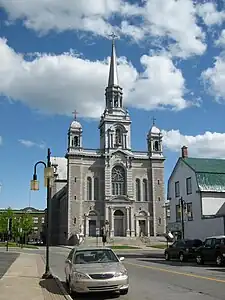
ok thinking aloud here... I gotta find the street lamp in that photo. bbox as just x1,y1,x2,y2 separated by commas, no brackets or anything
179,197,187,240
30,148,54,279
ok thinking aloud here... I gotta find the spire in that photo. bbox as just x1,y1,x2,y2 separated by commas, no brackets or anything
108,33,119,87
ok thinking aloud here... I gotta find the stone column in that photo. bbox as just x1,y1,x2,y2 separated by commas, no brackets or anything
130,207,135,237
85,215,89,236
126,206,130,237
135,217,139,237
147,216,150,237
110,207,114,237
105,205,109,223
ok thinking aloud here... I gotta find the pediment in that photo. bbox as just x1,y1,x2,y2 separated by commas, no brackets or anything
109,195,133,203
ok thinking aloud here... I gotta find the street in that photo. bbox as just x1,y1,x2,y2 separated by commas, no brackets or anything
0,252,19,279
1,247,225,299
48,247,225,300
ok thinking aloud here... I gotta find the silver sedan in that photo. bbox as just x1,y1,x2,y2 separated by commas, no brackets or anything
65,246,129,296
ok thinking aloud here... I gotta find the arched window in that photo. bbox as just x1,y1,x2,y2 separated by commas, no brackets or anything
115,128,122,145
87,177,92,200
94,177,99,200
73,136,79,147
136,179,141,201
143,179,148,201
112,166,126,195
153,141,159,151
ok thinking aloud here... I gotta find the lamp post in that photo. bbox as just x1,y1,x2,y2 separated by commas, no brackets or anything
30,148,54,279
179,197,186,240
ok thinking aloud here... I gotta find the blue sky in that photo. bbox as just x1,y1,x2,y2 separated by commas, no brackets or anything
0,0,225,209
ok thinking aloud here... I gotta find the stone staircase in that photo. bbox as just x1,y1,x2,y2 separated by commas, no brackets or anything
82,236,166,247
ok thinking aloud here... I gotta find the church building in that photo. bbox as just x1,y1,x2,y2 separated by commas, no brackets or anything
49,39,166,245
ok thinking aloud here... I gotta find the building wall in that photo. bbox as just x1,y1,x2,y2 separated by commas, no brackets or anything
168,159,225,240
201,192,225,216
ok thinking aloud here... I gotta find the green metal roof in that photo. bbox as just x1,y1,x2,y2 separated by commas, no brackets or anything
182,157,225,192
183,158,225,174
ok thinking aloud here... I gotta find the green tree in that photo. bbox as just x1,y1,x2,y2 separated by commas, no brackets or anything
0,207,14,233
17,213,33,245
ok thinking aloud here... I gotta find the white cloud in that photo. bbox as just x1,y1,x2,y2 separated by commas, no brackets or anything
0,38,190,118
215,29,225,47
18,139,45,149
201,54,225,102
163,129,225,158
0,0,206,58
196,2,225,26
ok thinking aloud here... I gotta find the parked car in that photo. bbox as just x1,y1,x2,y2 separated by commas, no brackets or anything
164,239,203,262
65,246,129,296
195,236,225,266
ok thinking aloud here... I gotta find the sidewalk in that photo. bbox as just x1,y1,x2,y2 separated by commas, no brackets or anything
0,252,71,300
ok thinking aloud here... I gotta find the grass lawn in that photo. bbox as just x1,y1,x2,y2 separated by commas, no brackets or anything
148,244,167,249
110,245,141,249
0,242,39,249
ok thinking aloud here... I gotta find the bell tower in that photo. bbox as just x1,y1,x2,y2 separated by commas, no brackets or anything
99,34,131,152
147,117,163,158
67,110,83,154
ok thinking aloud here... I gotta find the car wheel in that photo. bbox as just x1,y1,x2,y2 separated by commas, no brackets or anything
165,251,170,261
216,255,223,266
179,252,185,262
120,288,129,295
196,255,204,265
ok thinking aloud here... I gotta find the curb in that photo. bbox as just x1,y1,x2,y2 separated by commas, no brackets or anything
54,276,73,300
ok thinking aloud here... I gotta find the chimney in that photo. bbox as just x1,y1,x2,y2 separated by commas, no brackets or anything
181,146,188,158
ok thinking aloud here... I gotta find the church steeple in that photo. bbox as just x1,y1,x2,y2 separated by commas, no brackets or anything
108,35,119,87
105,34,123,110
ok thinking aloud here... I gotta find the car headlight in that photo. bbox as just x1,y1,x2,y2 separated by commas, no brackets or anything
114,270,128,277
73,272,90,280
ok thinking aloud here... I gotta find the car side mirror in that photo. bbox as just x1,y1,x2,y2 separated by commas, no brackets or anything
119,257,125,262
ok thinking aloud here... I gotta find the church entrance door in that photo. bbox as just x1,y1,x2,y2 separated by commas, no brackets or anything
114,209,125,237
139,220,146,236
89,220,96,237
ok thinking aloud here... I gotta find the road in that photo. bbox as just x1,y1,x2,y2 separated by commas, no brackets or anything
1,247,225,299
0,252,19,279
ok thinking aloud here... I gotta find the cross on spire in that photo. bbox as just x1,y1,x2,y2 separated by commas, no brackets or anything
72,110,78,120
152,116,156,126
109,32,119,42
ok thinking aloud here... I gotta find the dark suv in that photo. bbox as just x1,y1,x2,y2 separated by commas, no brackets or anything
164,239,203,262
195,236,225,266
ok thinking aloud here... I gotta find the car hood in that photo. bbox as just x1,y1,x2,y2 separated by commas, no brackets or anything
73,262,125,274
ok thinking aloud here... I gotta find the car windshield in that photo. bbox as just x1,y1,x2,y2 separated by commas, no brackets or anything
185,240,202,247
73,249,119,264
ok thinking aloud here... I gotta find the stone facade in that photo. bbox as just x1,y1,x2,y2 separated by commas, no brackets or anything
49,40,166,245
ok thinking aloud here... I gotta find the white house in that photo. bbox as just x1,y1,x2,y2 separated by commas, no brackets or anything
167,146,225,241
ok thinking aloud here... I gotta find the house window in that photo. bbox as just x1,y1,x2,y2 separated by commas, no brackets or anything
74,177,77,182
136,179,141,201
73,136,79,147
41,217,45,224
186,202,193,221
176,204,181,222
157,179,160,185
175,181,180,197
74,196,76,200
158,217,161,225
33,217,38,224
186,177,192,195
94,177,99,200
112,166,126,196
87,177,92,200
158,197,161,201
143,179,148,201
166,206,170,219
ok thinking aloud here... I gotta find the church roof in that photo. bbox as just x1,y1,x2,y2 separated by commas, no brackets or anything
70,120,82,129
150,125,161,134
